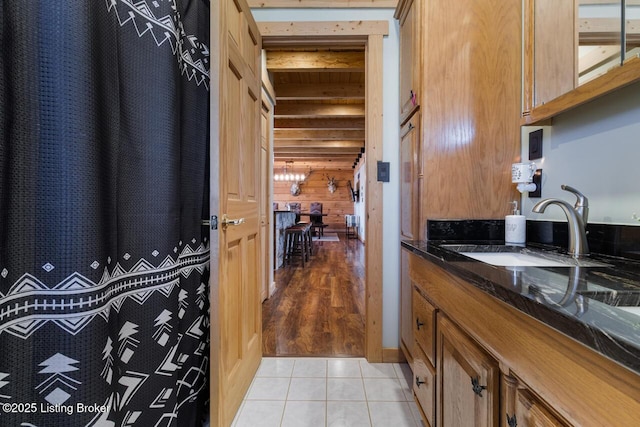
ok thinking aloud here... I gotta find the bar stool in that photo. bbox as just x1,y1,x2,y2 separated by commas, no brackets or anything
301,222,313,256
284,224,311,266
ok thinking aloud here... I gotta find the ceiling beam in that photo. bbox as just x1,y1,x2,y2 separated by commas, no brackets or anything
579,0,640,4
274,161,355,171
275,117,365,129
274,153,357,159
579,18,640,44
267,51,364,72
249,0,397,7
275,128,364,140
274,146,362,154
274,140,364,148
274,82,364,100
275,103,365,118
579,46,621,75
258,20,389,38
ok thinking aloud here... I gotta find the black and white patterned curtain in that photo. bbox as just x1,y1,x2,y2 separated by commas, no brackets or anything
0,1,210,425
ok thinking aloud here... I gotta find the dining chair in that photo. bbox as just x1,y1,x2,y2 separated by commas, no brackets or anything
309,202,327,237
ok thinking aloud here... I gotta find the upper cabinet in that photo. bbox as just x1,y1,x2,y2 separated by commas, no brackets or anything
523,0,640,125
396,0,421,124
395,0,521,229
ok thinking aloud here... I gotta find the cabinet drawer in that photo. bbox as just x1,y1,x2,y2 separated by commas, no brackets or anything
413,347,436,427
413,288,437,365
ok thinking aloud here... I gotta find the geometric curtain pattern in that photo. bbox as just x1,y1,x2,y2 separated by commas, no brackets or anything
0,0,211,425
105,0,210,89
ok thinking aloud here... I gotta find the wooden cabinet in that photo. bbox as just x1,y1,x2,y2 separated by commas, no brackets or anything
412,286,437,427
397,0,421,123
438,315,499,427
522,1,640,125
400,249,414,363
413,347,436,427
400,117,420,241
523,0,577,117
395,0,520,231
502,375,570,427
413,287,436,366
407,252,640,427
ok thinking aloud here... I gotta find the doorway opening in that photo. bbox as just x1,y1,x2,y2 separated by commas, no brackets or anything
259,21,387,361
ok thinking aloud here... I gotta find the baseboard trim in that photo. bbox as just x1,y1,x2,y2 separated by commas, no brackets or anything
269,281,277,297
382,347,407,363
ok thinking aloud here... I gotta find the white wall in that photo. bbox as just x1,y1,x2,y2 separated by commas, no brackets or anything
521,82,640,225
252,8,401,349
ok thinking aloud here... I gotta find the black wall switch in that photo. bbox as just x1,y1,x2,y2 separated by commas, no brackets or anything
377,161,390,182
529,129,543,160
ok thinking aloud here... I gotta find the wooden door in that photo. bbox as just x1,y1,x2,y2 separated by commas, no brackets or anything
437,315,499,427
209,0,262,426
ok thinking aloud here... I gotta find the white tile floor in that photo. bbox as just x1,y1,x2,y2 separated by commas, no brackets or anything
231,357,426,427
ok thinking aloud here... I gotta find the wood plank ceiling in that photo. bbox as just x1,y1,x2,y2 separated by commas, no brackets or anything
267,48,366,172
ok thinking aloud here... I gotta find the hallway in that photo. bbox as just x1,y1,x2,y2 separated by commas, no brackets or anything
262,234,365,357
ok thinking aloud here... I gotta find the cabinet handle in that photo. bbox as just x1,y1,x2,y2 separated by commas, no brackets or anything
506,413,517,427
416,318,424,330
471,376,487,397
415,376,426,388
410,90,417,106
408,122,415,131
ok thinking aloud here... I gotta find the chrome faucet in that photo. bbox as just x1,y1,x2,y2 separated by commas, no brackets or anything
532,185,589,258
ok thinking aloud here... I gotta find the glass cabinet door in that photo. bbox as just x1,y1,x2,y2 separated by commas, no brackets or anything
626,0,640,61
578,0,622,85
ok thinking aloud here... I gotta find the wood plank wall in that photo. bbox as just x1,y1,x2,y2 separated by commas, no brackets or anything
273,169,354,232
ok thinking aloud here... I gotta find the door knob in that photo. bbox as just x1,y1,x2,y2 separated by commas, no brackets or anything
221,214,245,229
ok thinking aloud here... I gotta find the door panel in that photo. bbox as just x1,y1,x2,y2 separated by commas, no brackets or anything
210,0,262,425
438,315,499,427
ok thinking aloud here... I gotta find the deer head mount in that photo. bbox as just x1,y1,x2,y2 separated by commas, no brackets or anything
290,182,301,196
326,175,337,194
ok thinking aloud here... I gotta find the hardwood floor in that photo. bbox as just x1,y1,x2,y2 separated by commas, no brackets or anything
262,233,365,357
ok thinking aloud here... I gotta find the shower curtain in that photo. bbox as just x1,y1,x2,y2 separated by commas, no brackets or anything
0,1,210,426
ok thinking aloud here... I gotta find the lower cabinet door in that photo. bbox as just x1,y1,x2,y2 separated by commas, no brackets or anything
438,315,499,427
413,287,437,365
514,387,568,427
413,347,436,427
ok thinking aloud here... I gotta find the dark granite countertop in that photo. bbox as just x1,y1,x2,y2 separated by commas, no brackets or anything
401,239,640,375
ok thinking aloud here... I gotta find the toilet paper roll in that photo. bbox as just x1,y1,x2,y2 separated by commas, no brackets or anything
505,215,526,245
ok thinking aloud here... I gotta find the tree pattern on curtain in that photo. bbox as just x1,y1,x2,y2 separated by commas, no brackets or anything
0,1,211,425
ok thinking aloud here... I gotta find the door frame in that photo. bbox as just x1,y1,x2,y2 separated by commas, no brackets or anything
258,20,388,361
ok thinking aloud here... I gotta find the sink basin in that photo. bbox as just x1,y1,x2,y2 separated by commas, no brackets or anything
440,244,610,267
617,306,640,316
459,252,570,267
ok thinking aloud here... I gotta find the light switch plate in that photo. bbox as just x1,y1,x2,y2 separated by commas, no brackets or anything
529,129,543,160
377,161,390,182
